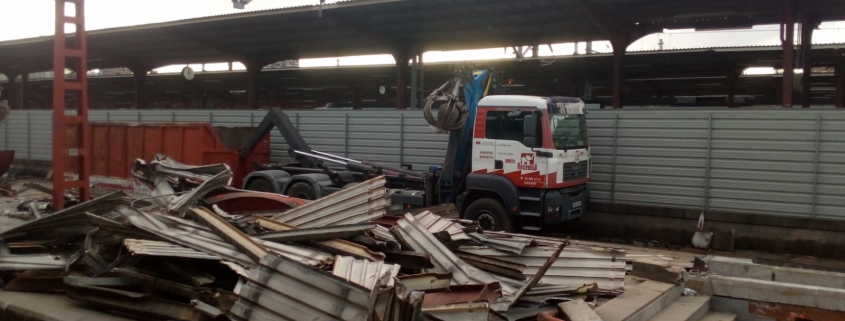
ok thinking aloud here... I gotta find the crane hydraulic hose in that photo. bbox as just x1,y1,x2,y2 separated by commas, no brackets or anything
423,78,468,133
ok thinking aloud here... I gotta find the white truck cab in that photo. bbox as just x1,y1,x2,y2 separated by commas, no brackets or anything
458,96,591,231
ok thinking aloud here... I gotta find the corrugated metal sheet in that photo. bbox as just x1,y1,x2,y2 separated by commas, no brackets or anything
232,253,376,321
468,233,532,254
457,246,626,292
123,239,221,260
370,224,397,242
588,109,845,219
331,255,400,289
5,108,845,220
114,207,333,268
391,213,517,297
414,211,471,242
270,176,388,227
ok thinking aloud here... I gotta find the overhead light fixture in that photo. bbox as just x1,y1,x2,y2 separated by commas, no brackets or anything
232,0,252,9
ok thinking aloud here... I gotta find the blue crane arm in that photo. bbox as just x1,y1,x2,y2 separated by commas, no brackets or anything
452,69,490,179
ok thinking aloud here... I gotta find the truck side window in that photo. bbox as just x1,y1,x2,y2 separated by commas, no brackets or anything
485,111,541,146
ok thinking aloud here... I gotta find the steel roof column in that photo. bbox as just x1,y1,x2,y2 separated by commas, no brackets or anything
835,49,845,108
781,0,795,108
392,50,411,109
246,62,262,109
610,34,631,109
352,87,361,110
725,63,742,108
800,14,815,108
4,71,18,109
20,73,28,109
132,70,147,109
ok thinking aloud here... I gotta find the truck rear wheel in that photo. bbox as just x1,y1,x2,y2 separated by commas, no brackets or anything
287,182,317,200
465,198,514,232
245,177,273,193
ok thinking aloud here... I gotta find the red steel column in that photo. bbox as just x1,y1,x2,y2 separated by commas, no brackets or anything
801,15,814,108
52,0,91,210
781,0,795,108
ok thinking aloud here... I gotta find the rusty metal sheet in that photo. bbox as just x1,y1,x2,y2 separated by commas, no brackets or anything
396,273,453,299
270,176,388,227
422,283,502,307
232,253,376,321
414,210,471,243
390,213,517,303
205,190,306,213
748,300,845,321
332,255,400,289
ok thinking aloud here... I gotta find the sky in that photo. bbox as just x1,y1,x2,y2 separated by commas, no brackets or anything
1,0,844,73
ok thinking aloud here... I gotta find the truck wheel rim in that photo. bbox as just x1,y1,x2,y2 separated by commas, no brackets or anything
476,212,496,230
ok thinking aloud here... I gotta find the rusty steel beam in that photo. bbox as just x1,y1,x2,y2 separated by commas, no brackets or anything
191,207,268,263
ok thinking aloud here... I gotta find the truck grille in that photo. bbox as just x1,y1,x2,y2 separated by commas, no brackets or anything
563,161,588,181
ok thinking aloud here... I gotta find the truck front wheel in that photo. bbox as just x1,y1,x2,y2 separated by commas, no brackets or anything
245,178,274,193
287,182,317,200
464,198,514,232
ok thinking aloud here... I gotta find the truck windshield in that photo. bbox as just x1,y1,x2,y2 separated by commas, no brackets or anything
550,114,587,150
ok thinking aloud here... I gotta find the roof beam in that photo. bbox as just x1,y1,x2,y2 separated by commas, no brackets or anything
324,12,400,51
159,27,245,61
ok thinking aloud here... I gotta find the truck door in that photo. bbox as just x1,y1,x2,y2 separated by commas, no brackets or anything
485,110,547,188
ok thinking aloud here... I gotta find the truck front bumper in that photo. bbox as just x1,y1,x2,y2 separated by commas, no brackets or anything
543,185,590,224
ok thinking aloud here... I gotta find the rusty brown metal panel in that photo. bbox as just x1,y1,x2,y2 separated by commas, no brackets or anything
749,301,845,321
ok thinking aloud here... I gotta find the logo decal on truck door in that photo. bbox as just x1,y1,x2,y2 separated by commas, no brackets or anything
518,153,538,171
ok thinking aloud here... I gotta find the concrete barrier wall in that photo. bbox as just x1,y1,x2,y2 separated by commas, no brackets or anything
1,108,843,221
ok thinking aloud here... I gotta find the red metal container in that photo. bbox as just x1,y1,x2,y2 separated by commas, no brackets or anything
81,123,268,188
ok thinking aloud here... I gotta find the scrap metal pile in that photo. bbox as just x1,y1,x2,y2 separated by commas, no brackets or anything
0,155,627,321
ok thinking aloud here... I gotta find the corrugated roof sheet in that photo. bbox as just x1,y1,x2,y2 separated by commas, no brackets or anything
468,233,532,254
123,239,221,260
414,211,471,242
457,246,626,292
232,253,376,321
270,176,388,227
391,213,517,299
332,255,400,289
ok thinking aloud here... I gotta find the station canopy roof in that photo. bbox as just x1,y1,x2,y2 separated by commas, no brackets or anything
1,0,843,72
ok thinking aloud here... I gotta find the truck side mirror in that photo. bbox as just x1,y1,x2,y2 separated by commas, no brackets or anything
523,115,537,147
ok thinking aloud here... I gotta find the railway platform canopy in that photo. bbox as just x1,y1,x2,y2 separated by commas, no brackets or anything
0,0,844,108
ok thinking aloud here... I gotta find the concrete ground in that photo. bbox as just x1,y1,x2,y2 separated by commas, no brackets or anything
0,291,133,321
